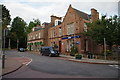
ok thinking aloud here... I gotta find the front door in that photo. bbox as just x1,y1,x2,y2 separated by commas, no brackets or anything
59,41,62,53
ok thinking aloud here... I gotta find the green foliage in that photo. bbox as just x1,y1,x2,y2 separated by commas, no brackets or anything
1,5,11,29
10,16,27,48
53,44,58,48
26,19,41,33
84,15,120,46
33,18,41,26
41,43,44,46
70,44,78,56
101,50,112,56
26,21,35,33
75,54,82,59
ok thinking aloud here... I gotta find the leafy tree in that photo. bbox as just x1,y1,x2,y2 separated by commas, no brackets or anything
1,5,11,29
10,16,27,48
33,18,41,26
0,5,11,48
26,19,41,33
84,15,120,49
26,21,35,33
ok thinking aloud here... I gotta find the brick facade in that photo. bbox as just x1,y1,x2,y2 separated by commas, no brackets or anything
27,23,49,51
27,4,102,55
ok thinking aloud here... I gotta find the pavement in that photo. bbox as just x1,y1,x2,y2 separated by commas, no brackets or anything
1,55,31,76
1,51,119,77
59,55,119,65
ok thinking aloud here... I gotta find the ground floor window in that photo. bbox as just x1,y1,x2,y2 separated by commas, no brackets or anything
65,39,74,52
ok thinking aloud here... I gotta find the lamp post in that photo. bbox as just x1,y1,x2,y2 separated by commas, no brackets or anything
104,37,107,60
17,39,19,50
2,28,7,69
8,27,11,50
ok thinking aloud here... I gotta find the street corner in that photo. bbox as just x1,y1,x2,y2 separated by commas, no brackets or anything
12,57,32,66
56,55,119,65
2,57,23,76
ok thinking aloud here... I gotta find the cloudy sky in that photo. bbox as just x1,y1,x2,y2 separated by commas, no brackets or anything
1,0,119,24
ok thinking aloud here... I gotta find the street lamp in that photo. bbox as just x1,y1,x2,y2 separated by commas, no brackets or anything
7,25,11,50
17,39,19,50
2,28,8,69
104,37,107,60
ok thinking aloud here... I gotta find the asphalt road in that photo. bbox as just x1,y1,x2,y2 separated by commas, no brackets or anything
4,50,119,78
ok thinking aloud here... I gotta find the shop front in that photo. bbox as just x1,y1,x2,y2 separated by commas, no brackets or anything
27,41,44,51
61,35,81,55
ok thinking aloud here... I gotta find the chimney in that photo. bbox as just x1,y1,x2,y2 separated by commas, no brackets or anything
91,8,99,22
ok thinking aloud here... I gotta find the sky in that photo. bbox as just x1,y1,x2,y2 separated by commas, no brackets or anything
0,0,119,25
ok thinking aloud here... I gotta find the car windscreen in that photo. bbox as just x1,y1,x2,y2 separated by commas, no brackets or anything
42,47,53,51
49,47,53,51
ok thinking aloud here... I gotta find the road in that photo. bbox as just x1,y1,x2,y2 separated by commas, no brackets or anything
3,50,119,78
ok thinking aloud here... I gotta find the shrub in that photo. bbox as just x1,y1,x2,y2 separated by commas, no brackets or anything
75,54,82,59
101,50,112,56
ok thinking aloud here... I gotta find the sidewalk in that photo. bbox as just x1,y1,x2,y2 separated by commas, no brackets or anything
29,51,120,65
59,55,119,65
28,51,119,65
2,55,31,76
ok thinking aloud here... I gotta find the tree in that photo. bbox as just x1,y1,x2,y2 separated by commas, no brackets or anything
0,5,11,48
26,19,41,33
1,5,11,29
33,18,41,26
84,15,120,49
10,16,27,48
26,21,35,33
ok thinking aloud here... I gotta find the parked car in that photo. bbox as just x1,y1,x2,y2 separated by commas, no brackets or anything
18,48,25,52
39,47,59,57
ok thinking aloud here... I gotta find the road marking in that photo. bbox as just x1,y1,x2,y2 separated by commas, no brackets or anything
25,58,32,66
108,65,120,69
20,56,33,66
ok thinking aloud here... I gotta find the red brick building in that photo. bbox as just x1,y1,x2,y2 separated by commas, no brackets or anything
48,5,102,55
27,23,49,51
27,4,103,55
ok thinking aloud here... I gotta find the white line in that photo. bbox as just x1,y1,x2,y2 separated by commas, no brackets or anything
108,65,120,69
26,59,32,66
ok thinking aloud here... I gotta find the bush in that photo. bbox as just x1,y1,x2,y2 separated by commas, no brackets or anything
75,54,82,59
101,50,112,56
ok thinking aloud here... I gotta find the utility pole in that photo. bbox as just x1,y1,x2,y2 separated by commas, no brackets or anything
2,29,6,69
104,37,107,60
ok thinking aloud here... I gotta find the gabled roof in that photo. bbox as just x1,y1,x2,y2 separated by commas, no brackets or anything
73,8,90,20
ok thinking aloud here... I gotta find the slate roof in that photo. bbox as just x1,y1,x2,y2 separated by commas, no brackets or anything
73,8,91,20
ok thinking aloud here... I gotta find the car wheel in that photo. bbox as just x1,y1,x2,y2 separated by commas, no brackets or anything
49,54,52,57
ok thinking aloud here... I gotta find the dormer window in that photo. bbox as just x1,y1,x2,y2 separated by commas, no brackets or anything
55,19,61,26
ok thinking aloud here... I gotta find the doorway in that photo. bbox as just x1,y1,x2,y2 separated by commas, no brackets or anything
59,41,62,53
